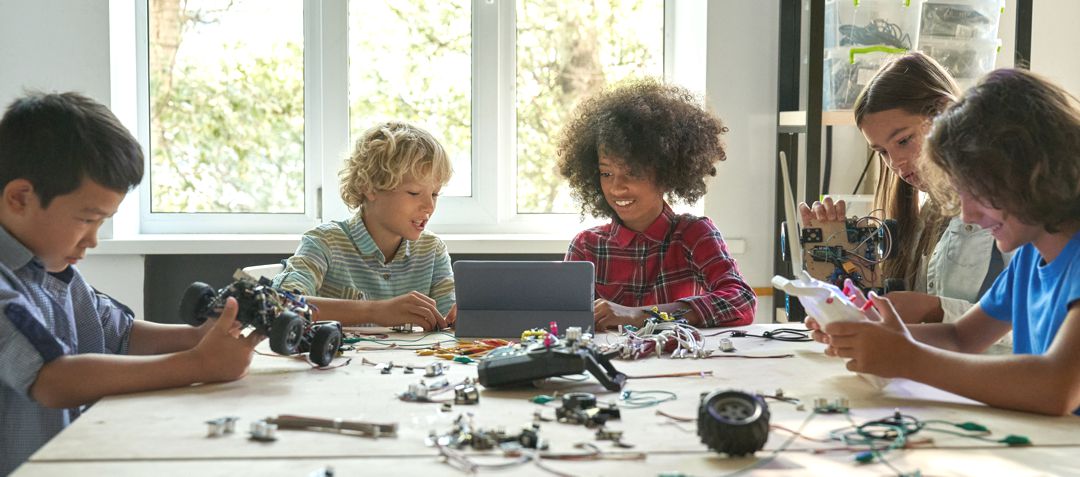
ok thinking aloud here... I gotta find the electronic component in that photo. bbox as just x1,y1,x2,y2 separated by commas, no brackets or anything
453,384,480,405
428,414,546,451
477,325,626,391
555,392,621,428
425,362,445,378
718,338,735,353
798,216,896,293
605,318,708,360
814,397,851,414
205,416,239,437
178,274,343,367
249,420,278,442
697,390,770,457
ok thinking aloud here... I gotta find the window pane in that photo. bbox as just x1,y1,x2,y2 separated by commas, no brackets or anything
516,0,664,214
148,0,304,213
348,1,471,197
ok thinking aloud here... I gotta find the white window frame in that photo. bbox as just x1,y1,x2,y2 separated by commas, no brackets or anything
125,0,706,235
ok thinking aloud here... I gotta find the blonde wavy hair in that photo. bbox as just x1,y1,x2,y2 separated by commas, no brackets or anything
339,121,452,210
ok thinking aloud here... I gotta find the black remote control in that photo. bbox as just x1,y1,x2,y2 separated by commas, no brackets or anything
477,332,626,391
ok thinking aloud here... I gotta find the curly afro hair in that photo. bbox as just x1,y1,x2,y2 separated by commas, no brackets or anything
557,78,728,219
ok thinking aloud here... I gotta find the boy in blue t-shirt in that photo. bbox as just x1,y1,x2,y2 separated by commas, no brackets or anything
0,93,264,474
807,69,1080,416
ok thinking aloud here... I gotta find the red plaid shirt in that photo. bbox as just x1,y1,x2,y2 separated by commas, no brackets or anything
566,204,756,327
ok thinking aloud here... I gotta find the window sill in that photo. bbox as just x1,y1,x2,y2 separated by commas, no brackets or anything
90,233,581,256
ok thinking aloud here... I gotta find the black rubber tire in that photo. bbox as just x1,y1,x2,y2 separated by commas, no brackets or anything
697,390,770,457
308,324,342,367
562,392,597,411
178,282,216,327
269,311,304,356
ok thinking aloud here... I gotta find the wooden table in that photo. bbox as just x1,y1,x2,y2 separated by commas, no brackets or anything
14,325,1080,476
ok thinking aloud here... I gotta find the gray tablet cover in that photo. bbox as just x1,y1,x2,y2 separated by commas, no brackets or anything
452,261,595,339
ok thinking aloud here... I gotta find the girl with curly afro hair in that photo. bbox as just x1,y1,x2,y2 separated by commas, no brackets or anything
558,78,756,329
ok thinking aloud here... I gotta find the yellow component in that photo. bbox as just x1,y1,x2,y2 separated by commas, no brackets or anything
434,353,456,360
520,329,549,341
842,261,858,274
416,349,436,356
651,306,675,321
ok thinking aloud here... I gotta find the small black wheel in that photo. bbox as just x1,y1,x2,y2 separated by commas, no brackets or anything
178,282,216,326
562,392,597,411
308,323,342,367
697,390,770,457
269,311,304,356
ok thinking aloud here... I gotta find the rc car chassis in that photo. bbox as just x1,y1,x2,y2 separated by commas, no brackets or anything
179,273,342,367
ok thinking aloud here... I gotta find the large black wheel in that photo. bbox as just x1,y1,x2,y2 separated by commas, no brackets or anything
269,311,304,356
178,282,216,327
308,323,342,367
697,390,770,457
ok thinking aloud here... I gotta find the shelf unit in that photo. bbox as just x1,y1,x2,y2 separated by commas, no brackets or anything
771,0,1034,322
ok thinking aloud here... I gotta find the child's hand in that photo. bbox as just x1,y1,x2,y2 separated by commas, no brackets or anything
377,291,446,331
798,196,846,226
189,297,264,383
823,293,918,378
443,304,457,329
804,317,832,347
593,299,647,331
193,310,245,342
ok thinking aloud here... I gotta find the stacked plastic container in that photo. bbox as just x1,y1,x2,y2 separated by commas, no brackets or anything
917,0,1004,90
823,0,923,111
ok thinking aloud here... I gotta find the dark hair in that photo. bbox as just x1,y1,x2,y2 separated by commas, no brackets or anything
853,52,960,287
0,92,144,208
556,78,728,219
925,68,1080,233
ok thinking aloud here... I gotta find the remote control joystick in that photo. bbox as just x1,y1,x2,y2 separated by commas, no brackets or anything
772,271,890,389
771,271,874,326
478,326,627,391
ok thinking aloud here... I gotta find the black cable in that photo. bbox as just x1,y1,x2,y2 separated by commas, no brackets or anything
706,328,812,342
851,149,875,195
823,126,832,195
839,19,911,49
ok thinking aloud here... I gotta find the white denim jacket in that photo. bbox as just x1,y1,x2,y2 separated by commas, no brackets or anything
915,217,1013,351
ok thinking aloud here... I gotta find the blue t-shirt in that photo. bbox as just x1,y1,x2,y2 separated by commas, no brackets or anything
980,230,1080,355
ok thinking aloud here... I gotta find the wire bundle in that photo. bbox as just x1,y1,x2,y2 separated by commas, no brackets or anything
839,19,912,49
605,320,708,360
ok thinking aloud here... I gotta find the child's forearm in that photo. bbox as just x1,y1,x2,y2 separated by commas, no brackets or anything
305,296,376,326
30,351,210,409
907,309,1012,354
906,323,964,351
906,345,1080,415
128,320,202,355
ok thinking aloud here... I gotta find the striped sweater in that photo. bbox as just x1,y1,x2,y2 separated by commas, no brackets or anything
273,214,455,316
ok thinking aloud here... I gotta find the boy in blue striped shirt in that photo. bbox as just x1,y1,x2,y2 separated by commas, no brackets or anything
275,122,455,330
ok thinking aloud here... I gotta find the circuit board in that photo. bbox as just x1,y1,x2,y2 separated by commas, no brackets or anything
799,216,893,293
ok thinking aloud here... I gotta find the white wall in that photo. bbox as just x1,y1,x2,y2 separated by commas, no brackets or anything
78,255,145,317
0,0,111,107
1031,0,1080,93
704,1,780,320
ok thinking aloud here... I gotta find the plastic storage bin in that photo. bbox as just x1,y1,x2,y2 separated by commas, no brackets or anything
918,36,1000,87
919,0,1004,41
823,45,906,111
825,0,923,50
